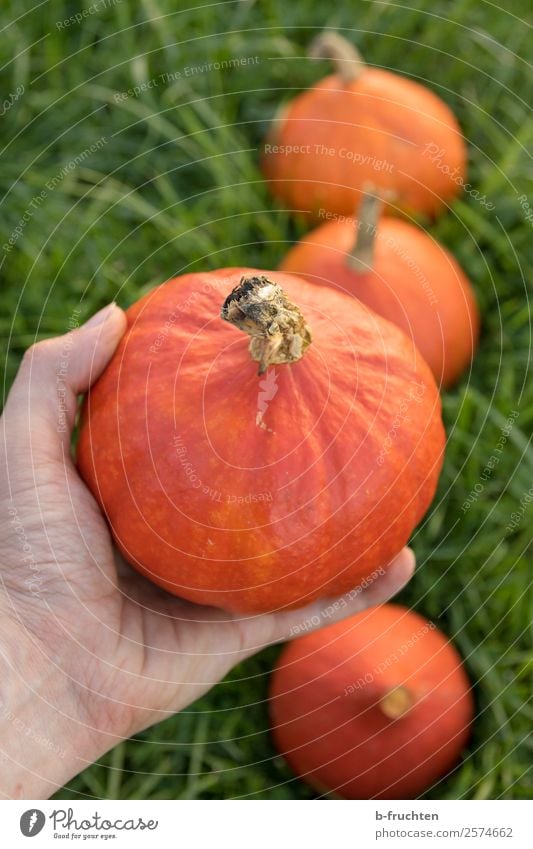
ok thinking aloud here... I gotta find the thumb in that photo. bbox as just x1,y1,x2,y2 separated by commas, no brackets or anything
3,303,126,460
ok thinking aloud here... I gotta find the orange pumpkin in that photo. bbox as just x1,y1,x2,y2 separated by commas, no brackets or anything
77,270,444,613
280,193,479,387
262,32,466,219
269,604,474,798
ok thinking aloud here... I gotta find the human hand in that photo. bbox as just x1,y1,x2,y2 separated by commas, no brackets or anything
0,302,415,798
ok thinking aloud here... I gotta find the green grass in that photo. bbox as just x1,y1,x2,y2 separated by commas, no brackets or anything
1,0,532,799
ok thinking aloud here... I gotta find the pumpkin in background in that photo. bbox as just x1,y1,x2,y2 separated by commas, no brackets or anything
269,604,474,798
262,31,466,220
280,193,479,387
77,270,444,614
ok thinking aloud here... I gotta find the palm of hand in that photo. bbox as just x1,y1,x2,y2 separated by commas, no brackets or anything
2,430,276,741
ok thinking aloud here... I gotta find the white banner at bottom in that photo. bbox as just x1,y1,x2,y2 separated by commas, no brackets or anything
2,799,531,848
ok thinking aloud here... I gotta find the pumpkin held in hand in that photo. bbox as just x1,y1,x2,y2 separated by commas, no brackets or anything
269,604,474,798
78,270,444,613
262,32,466,220
280,193,480,387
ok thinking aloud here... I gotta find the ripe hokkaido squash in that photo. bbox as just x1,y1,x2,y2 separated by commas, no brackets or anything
262,31,466,219
77,270,444,613
269,604,473,798
280,193,480,388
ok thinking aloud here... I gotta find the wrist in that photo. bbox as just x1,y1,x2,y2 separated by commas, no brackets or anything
0,616,115,799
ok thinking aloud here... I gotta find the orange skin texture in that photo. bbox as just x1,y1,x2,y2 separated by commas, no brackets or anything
269,604,474,799
280,216,480,388
77,268,445,614
262,71,466,219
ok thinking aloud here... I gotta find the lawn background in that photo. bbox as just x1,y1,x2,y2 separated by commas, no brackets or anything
0,0,531,799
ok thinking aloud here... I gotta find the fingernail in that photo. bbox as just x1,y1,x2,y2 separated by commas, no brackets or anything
405,546,415,567
400,547,416,576
83,302,117,329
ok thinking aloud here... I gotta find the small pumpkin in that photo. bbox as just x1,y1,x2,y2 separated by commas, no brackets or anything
77,270,444,613
262,31,466,220
280,192,479,387
269,603,474,798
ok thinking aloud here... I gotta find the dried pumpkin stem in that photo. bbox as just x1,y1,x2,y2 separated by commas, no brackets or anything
379,685,415,720
309,31,365,84
221,276,312,375
347,191,383,273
